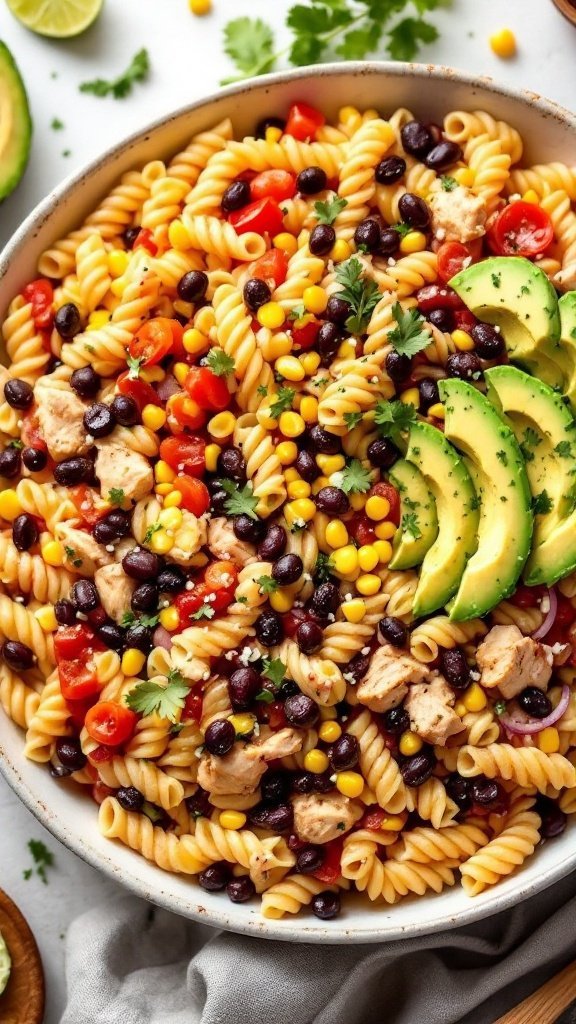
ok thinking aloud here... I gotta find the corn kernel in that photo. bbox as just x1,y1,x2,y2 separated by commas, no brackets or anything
256,400,279,430
336,771,365,799
284,467,300,484
300,396,318,424
374,523,396,544
257,301,285,330
299,351,321,375
453,167,475,188
303,285,328,315
339,105,358,124
279,411,306,438
204,443,221,473
208,411,236,439
462,681,488,713
320,705,338,721
168,220,191,250
304,749,330,774
141,404,167,431
159,507,183,531
275,355,305,382
342,598,366,623
34,605,58,632
140,366,166,384
107,249,130,278
228,713,256,736
428,402,445,420
356,573,381,596
312,475,330,495
173,362,189,386
319,720,342,743
163,490,183,509
489,27,517,59
266,126,283,144
267,334,292,360
173,300,193,319
380,814,408,832
159,606,180,631
149,529,174,554
269,589,295,613
155,460,176,484
219,810,247,830
400,387,420,408
357,544,379,572
365,495,390,521
537,727,560,754
399,230,427,255
331,239,352,262
87,309,111,331
273,231,298,255
454,701,467,717
121,648,147,676
522,189,540,205
287,479,311,500
451,329,475,352
276,441,298,465
399,731,423,756
325,520,349,549
349,493,367,511
189,0,211,14
0,489,23,522
317,454,345,475
155,483,173,497
337,340,356,359
332,544,359,575
373,537,393,561
183,328,209,356
290,497,316,522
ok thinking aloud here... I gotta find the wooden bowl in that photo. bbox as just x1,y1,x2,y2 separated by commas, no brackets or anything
0,889,44,1024
552,0,576,25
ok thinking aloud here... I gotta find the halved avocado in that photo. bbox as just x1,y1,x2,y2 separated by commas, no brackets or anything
559,292,576,414
405,420,479,618
388,458,438,570
0,40,32,201
440,379,533,620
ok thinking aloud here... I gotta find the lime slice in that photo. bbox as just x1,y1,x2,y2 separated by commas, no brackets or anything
0,929,11,995
5,0,104,38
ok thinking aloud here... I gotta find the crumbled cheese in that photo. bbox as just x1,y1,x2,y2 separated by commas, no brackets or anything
76,611,88,621
343,672,356,684
85,434,95,445
293,517,306,529
540,595,551,614
185,581,194,591
387,257,396,267
361,646,370,656
469,669,481,681
160,599,170,609
105,544,115,553
435,228,446,241
508,193,521,203
14,595,24,604
253,722,260,737
550,642,566,656
202,670,210,680
327,613,335,623
462,256,473,269
344,593,353,602
329,774,337,783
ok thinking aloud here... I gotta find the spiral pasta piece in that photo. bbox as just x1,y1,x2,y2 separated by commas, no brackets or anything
261,873,340,919
24,670,70,762
460,794,540,895
98,755,184,810
409,616,487,663
347,710,407,813
0,665,41,730
457,743,576,793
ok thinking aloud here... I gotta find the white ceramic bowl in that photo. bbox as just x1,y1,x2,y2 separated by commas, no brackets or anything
2,63,576,943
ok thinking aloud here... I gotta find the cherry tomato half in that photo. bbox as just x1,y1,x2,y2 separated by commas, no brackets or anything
205,560,238,592
184,366,230,412
117,371,162,410
85,701,138,746
347,512,376,546
176,583,235,623
250,169,296,203
292,317,321,351
58,660,101,702
129,318,179,366
285,102,325,141
437,240,481,284
174,474,211,516
371,481,401,525
487,201,554,258
159,435,206,476
54,624,97,661
229,197,284,237
183,691,203,722
23,278,54,331
166,393,206,431
312,838,343,884
510,584,545,608
251,248,289,288
361,807,387,831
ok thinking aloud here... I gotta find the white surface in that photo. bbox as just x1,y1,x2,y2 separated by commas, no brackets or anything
0,2,574,1021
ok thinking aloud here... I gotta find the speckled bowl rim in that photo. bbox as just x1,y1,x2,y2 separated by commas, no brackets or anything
1,61,576,944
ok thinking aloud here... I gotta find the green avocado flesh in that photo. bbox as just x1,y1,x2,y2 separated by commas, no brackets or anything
559,292,576,415
405,420,479,618
0,40,32,201
388,458,438,570
439,380,533,620
0,929,10,995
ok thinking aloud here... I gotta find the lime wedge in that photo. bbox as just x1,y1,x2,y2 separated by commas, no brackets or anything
5,0,104,38
0,929,11,995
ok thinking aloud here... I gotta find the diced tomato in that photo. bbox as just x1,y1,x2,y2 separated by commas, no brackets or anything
252,248,289,288
285,102,325,141
89,745,115,764
23,278,54,331
166,393,206,431
92,781,116,805
291,317,321,351
69,485,107,528
266,701,288,729
205,560,238,592
229,197,284,237
184,366,230,412
129,318,178,366
176,583,234,623
67,698,96,732
20,412,47,452
416,284,463,314
250,169,296,203
437,240,482,284
360,807,387,831
117,370,162,410
511,584,546,608
371,481,401,525
183,691,203,722
85,701,138,746
174,474,211,516
54,624,97,661
487,201,554,258
133,227,158,255
58,660,101,701
453,309,478,333
312,838,343,884
159,435,206,476
282,607,308,638
347,512,376,546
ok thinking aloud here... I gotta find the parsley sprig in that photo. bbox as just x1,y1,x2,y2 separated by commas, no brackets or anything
388,302,430,358
205,349,235,377
338,458,372,494
314,196,348,225
335,258,380,335
80,49,150,100
23,839,54,885
374,399,418,446
125,672,189,723
270,386,296,419
221,479,259,521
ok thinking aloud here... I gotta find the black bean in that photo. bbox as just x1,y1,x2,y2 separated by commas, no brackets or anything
210,488,228,515
324,295,351,326
445,773,472,810
12,513,39,552
92,521,119,546
400,750,436,787
379,228,400,257
125,623,153,653
2,640,35,671
471,323,505,360
255,609,284,647
217,446,246,483
354,218,381,252
401,121,435,159
518,687,552,719
0,448,21,479
249,803,293,833
257,524,287,561
117,786,145,812
296,166,327,194
186,789,211,818
439,647,470,690
54,599,76,626
110,395,140,426
226,877,255,903
427,123,444,145
122,548,161,581
131,583,158,614
311,582,340,617
310,224,336,256
55,302,82,340
470,778,504,808
229,667,261,711
378,616,408,648
346,653,370,683
177,270,208,303
71,579,100,613
106,510,132,536
272,553,303,586
295,450,318,483
88,607,108,630
122,227,141,250
385,350,412,383
54,456,93,486
50,764,72,779
261,770,290,805
425,140,463,171
97,622,125,651
55,737,87,771
317,322,341,363
297,846,323,874
83,403,115,439
446,352,482,380
233,514,266,544
535,796,567,839
308,425,341,455
312,891,340,920
296,620,323,654
383,706,410,735
428,307,455,333
243,277,271,313
418,377,441,411
284,693,319,728
157,565,187,593
4,378,33,409
199,863,230,892
367,437,399,470
205,718,236,756
278,678,299,702
329,735,359,772
221,179,251,213
22,446,48,472
255,116,285,139
291,770,333,794
315,486,349,516
70,366,101,398
398,193,430,229
375,155,407,185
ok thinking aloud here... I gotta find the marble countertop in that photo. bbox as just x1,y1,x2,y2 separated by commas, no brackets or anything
0,0,574,1019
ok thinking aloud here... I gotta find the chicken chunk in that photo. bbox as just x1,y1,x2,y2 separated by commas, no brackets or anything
56,522,114,575
292,792,363,845
35,385,89,461
197,728,303,796
405,673,465,746
256,727,303,760
94,563,135,623
94,440,153,504
476,624,553,699
430,185,487,244
208,517,256,567
356,644,429,713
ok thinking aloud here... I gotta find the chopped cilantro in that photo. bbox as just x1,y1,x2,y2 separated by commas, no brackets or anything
314,552,335,584
191,604,216,620
125,676,189,722
491,272,501,289
374,398,417,445
334,258,380,335
339,458,372,494
23,839,54,885
79,49,150,100
255,689,275,704
262,657,286,688
257,575,279,595
127,354,144,379
221,478,259,520
401,511,421,539
51,117,64,130
205,348,235,377
388,302,430,358
532,490,553,515
343,411,364,430
144,522,162,543
108,487,125,506
496,450,508,466
314,196,348,225
555,440,572,457
269,386,296,418
440,175,458,191
64,545,83,569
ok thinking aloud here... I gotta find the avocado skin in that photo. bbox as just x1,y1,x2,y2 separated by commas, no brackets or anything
0,40,32,201
388,459,438,570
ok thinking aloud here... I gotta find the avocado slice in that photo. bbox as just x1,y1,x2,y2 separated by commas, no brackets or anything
449,256,563,388
0,41,32,201
440,380,533,619
405,421,479,618
388,458,438,570
559,293,576,414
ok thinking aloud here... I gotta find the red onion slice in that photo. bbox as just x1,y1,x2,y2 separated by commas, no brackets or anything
501,683,570,735
155,374,180,402
532,587,558,640
153,625,173,651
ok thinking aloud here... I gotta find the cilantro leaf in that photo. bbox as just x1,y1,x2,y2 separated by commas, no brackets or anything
314,552,335,584
140,613,160,628
440,175,458,191
144,522,162,544
191,604,216,620
314,196,348,225
343,411,364,430
79,49,150,100
532,490,553,516
121,611,137,628
388,302,430,358
51,117,65,130
108,487,125,506
24,839,54,885
125,677,189,722
387,17,438,61
335,258,380,335
392,222,412,238
255,688,275,704
374,398,418,445
262,657,286,688
221,479,259,521
7,439,23,449
338,458,372,494
222,17,276,83
126,354,144,379
257,575,280,595
142,801,164,823
402,511,421,539
269,386,296,418
288,302,306,322
205,348,235,377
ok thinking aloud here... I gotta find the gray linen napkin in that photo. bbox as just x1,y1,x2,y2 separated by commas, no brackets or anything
60,872,576,1024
